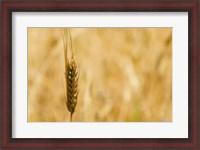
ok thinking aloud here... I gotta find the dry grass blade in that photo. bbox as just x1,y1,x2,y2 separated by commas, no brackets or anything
63,28,79,122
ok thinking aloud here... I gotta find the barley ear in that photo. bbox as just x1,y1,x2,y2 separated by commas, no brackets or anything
63,28,79,122
66,58,78,122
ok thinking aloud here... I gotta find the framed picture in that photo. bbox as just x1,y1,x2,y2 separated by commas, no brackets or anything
1,0,199,149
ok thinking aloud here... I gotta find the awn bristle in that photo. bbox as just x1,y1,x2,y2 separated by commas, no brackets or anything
63,29,78,122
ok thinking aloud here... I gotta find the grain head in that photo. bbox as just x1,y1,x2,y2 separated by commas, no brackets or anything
63,28,79,122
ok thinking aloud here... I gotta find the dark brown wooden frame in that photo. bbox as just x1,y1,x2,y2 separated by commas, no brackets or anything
0,0,199,149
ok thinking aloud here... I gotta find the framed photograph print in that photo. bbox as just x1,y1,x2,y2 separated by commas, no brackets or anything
1,0,199,149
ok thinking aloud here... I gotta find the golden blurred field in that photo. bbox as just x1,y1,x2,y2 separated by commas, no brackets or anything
28,28,172,122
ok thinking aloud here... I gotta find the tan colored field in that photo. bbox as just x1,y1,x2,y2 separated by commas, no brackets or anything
28,28,172,122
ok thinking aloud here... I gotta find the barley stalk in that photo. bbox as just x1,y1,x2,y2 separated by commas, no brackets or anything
63,29,78,122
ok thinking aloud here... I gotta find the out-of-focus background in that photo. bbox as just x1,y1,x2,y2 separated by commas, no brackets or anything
28,28,172,122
